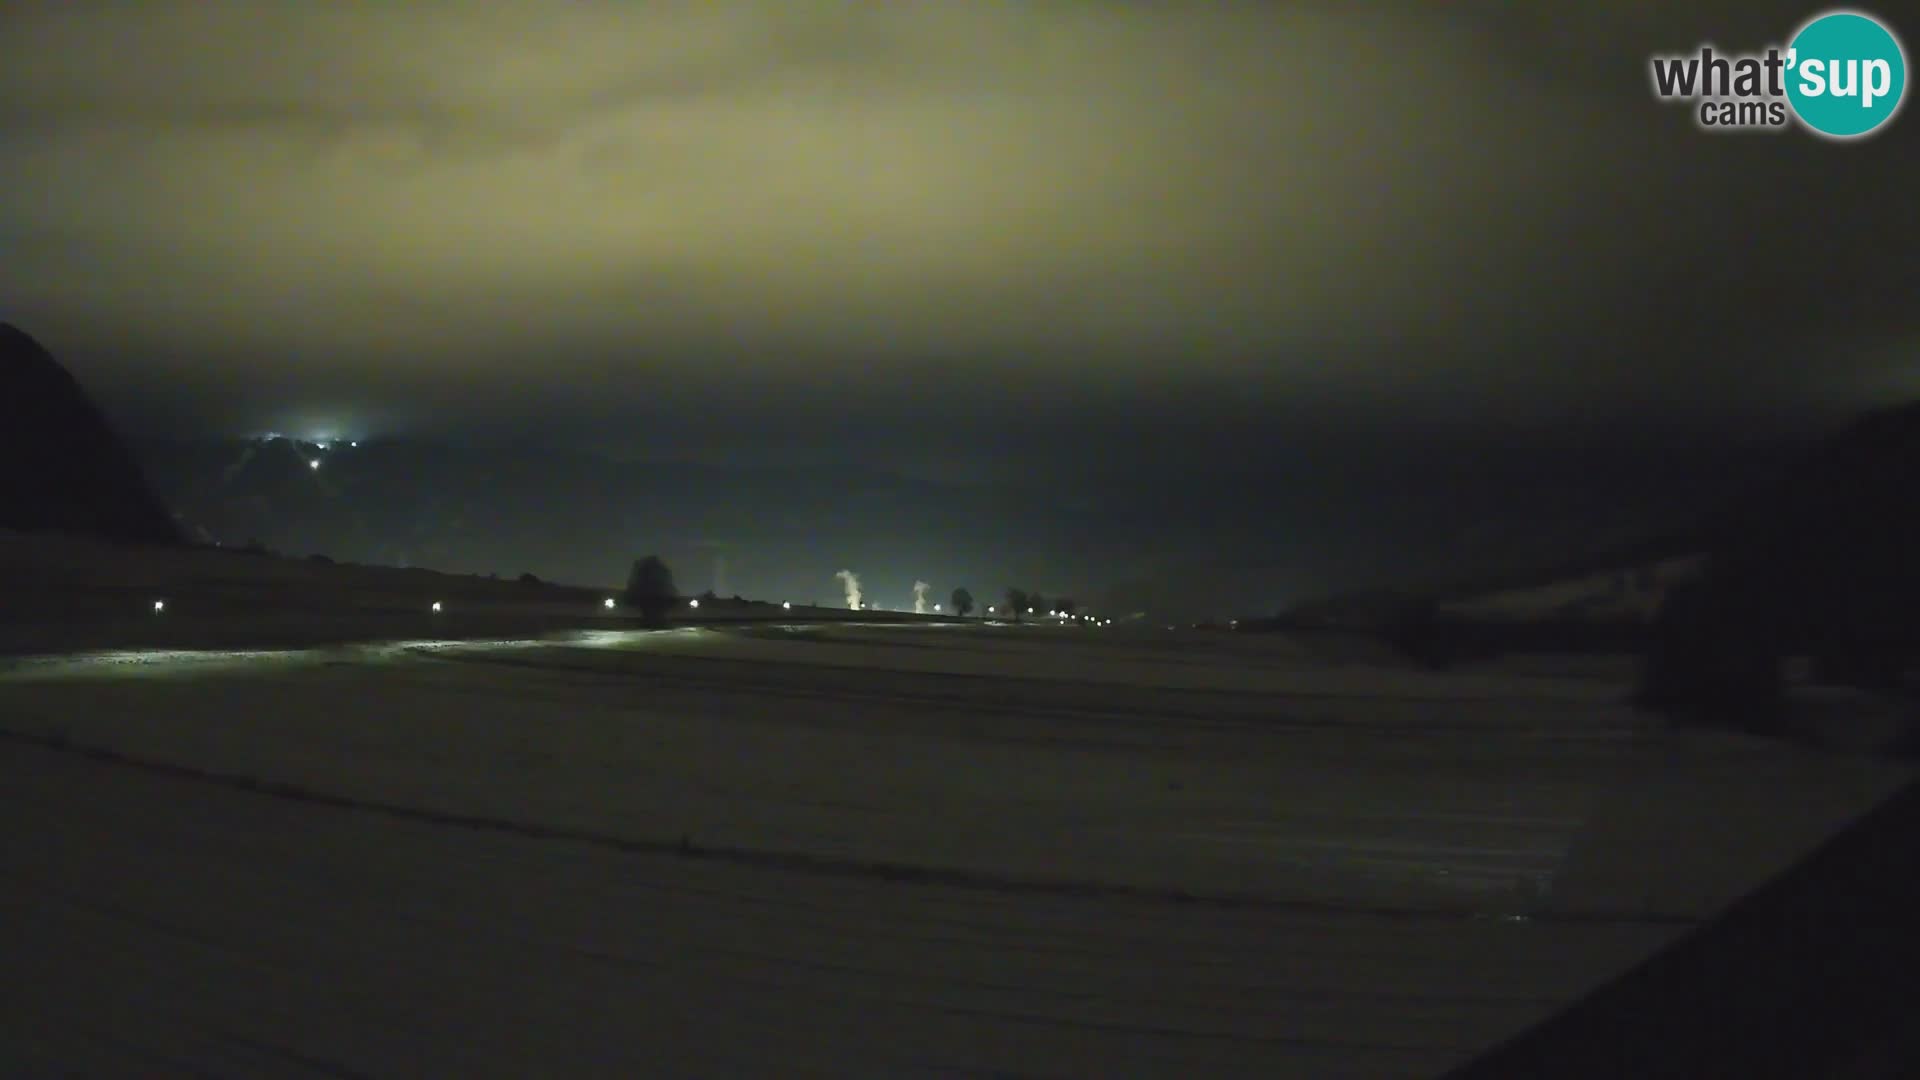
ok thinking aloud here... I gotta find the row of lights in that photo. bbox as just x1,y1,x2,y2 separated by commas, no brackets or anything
148,596,964,618
975,603,1112,626
606,591,802,611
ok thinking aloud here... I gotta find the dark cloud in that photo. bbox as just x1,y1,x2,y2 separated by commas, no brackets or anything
2,3,1915,605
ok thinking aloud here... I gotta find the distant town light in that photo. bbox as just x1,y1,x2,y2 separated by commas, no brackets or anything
933,603,942,612
349,441,358,447
1027,607,1034,614
309,460,321,471
689,598,700,609
152,600,166,614
604,597,617,609
430,601,443,613
987,606,995,613
782,601,792,610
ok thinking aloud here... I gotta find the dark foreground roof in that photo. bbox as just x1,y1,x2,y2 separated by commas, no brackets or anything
1445,775,1920,1078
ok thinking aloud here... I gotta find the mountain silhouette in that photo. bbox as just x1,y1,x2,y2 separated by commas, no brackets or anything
0,323,181,545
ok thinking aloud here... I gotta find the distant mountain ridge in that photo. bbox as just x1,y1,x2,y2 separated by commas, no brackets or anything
135,435,1037,600
1267,399,1920,640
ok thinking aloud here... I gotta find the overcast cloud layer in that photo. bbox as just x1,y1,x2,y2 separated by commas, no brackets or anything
1,1,1915,452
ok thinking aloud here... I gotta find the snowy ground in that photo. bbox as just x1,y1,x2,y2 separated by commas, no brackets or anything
2,619,1910,1076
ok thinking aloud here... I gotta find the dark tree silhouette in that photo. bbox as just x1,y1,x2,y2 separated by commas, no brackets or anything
623,555,678,626
1005,588,1029,621
1635,576,1784,733
1057,597,1078,617
1028,592,1048,615
951,587,974,617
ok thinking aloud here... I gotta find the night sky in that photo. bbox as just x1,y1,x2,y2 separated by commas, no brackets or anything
2,3,1915,611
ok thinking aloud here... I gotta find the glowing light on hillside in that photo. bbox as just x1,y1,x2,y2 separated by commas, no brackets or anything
152,600,166,614
603,598,617,609
782,601,792,610
933,603,942,612
309,460,321,471
689,598,700,609
430,601,443,613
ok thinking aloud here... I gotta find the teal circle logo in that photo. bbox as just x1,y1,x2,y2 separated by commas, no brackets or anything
1786,11,1907,138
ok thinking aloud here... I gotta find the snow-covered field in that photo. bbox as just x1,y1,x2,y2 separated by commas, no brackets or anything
2,619,1910,1076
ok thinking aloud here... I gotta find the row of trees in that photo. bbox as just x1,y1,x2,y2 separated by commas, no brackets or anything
948,587,1079,620
1000,589,1076,620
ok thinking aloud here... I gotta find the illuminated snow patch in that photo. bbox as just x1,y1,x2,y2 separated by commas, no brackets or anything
552,627,711,650
0,647,324,682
